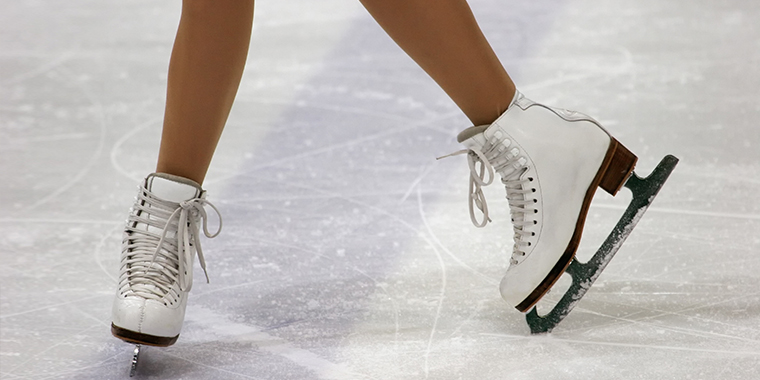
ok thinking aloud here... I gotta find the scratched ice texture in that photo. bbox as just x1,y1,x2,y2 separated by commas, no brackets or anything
1,0,759,379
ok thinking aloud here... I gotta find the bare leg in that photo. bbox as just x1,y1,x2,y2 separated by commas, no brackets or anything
359,0,515,126
156,0,255,184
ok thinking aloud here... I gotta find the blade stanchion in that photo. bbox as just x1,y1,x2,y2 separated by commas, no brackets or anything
130,345,141,377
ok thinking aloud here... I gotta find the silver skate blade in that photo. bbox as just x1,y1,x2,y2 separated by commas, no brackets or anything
526,154,679,334
130,344,141,377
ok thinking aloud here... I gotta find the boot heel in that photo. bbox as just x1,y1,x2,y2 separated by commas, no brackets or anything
599,140,637,196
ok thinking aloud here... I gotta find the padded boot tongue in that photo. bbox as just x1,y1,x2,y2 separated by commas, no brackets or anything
457,125,489,143
457,90,524,143
147,173,202,202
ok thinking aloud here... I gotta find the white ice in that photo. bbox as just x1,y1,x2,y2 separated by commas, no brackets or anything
1,0,759,379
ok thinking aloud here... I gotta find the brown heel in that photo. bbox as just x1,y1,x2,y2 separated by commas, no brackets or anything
599,140,638,196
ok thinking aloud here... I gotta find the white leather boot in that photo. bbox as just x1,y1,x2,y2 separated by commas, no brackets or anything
111,173,221,346
453,91,637,312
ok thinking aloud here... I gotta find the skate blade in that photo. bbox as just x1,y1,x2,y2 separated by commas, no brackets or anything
130,345,141,377
525,154,679,334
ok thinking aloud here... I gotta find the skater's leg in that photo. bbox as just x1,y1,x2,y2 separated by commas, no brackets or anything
359,0,516,126
156,0,255,184
112,0,252,348
361,1,647,314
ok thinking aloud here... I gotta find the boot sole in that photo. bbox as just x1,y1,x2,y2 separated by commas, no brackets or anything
111,323,179,347
515,138,637,312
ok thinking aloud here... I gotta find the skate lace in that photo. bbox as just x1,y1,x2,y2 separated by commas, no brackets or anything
119,185,222,302
439,135,535,263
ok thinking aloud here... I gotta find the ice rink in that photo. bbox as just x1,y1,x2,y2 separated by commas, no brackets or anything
2,0,759,379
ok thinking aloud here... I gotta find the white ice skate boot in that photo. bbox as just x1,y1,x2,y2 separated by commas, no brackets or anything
451,91,636,312
111,173,221,346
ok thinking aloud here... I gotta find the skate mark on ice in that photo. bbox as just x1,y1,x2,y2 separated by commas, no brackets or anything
646,290,760,332
5,132,90,145
592,202,760,221
0,218,121,225
416,187,447,379
193,279,270,299
154,351,275,380
447,299,489,339
550,268,760,339
206,96,413,185
416,186,496,339
7,350,123,380
184,306,376,380
318,71,436,88
521,73,594,94
593,277,735,290
238,235,402,343
640,230,759,279
676,166,760,186
577,304,760,344
0,51,75,86
414,184,498,285
557,290,760,343
224,189,423,203
265,172,505,374
3,322,104,377
206,97,459,185
94,223,122,283
520,47,634,97
23,67,107,212
399,163,436,204
649,256,760,280
643,228,757,255
268,177,469,366
0,294,107,320
481,332,760,356
110,116,162,182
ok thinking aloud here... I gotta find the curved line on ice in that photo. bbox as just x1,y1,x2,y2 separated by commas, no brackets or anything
24,67,107,212
416,186,447,378
481,332,760,356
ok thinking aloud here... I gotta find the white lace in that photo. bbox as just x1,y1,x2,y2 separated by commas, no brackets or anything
439,135,536,263
118,184,222,304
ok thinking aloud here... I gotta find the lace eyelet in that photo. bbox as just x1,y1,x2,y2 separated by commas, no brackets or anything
534,209,538,213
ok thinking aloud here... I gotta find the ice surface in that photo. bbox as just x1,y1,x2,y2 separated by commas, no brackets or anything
1,0,759,379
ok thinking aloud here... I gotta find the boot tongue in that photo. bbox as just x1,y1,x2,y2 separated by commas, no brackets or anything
147,173,202,202
457,125,489,143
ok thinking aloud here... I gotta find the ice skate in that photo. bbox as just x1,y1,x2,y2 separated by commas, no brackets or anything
111,173,222,375
444,90,678,332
